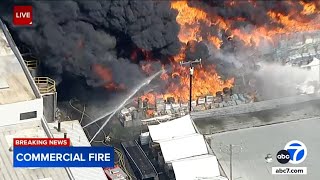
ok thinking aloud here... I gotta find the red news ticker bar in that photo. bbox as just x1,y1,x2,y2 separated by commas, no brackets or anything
13,138,71,147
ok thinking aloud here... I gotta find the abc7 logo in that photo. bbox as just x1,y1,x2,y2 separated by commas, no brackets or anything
276,140,307,164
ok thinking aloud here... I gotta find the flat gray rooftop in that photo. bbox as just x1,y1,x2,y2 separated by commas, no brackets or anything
195,100,320,134
206,117,320,180
48,120,108,180
0,120,70,180
0,24,36,105
192,94,320,120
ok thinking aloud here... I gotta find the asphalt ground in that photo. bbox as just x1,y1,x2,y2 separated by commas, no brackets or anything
194,100,320,134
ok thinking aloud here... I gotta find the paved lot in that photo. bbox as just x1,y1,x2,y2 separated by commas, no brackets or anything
206,117,320,180
194,100,320,134
192,94,320,120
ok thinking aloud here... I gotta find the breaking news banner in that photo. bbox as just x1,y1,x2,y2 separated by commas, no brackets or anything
14,138,71,147
13,138,114,168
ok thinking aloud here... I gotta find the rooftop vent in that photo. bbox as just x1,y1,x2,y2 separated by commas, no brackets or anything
38,178,53,180
0,77,9,89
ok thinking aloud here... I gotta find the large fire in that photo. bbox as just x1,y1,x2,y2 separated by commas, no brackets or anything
140,0,320,105
171,0,320,48
140,1,237,104
162,64,234,102
96,0,320,106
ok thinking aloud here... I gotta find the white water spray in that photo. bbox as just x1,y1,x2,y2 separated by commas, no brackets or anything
89,70,163,143
83,111,111,128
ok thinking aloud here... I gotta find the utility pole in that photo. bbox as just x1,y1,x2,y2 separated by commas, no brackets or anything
189,66,193,113
230,144,233,180
219,143,242,180
180,58,202,113
318,58,320,84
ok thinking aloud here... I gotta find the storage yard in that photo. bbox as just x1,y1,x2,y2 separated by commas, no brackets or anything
1,0,320,180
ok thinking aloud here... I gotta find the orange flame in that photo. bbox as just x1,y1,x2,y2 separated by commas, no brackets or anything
208,36,223,49
300,1,319,15
171,0,320,47
164,1,235,103
160,65,169,81
140,93,154,105
146,109,155,117
164,65,234,102
171,1,208,43
137,1,236,103
93,64,125,91
139,0,320,104
141,63,153,75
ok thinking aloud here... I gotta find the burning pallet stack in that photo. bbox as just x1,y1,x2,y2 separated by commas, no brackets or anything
118,88,256,127
193,87,256,112
149,88,255,117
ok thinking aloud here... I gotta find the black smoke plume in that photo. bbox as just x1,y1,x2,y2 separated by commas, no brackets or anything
0,0,181,89
185,40,209,61
1,0,319,96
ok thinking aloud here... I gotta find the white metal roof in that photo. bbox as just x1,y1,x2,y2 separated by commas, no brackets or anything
172,154,221,180
158,133,208,162
0,20,37,105
0,120,70,180
48,120,108,180
0,28,13,56
148,115,197,142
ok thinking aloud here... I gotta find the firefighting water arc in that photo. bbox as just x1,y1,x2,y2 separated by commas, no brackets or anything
0,0,319,113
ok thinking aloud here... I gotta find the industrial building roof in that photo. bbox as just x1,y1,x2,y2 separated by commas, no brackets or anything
0,20,37,105
158,133,209,163
0,120,70,180
171,154,223,180
207,117,320,180
147,115,227,179
48,120,108,180
148,115,197,142
121,141,158,179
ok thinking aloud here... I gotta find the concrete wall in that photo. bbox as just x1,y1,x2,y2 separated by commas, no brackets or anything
0,98,43,126
192,94,320,120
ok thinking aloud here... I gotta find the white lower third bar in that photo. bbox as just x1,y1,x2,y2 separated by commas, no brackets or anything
272,167,307,175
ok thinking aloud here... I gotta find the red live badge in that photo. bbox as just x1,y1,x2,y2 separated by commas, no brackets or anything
13,6,33,26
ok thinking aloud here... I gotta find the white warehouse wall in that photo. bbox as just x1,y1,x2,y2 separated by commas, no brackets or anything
0,97,43,126
310,57,320,82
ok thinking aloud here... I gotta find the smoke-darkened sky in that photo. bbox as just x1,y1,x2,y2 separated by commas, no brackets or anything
0,0,319,91
0,0,181,89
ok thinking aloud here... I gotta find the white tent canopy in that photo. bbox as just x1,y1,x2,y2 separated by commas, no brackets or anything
158,134,208,162
148,115,197,142
172,155,223,180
